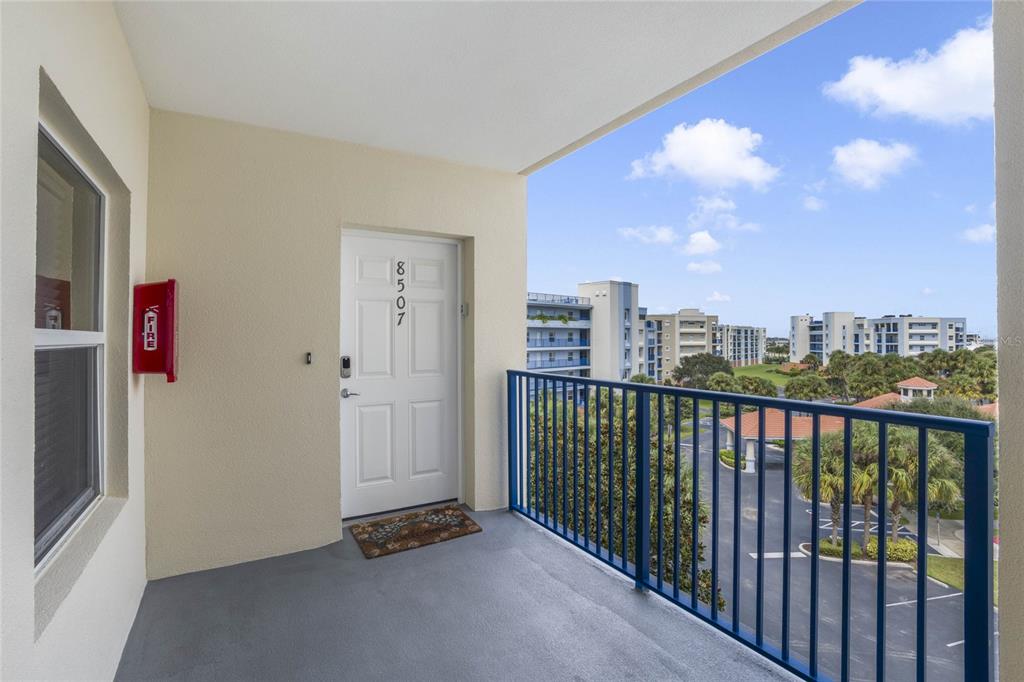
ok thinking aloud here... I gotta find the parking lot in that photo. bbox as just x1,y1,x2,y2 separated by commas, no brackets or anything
678,425,993,681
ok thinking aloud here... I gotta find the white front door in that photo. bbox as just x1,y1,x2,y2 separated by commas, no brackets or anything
340,231,460,518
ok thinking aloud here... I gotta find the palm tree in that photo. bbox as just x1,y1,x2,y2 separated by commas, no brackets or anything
794,439,845,546
850,429,880,558
795,423,879,557
883,426,961,542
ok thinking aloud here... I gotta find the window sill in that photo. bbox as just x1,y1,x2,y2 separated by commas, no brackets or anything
33,494,127,639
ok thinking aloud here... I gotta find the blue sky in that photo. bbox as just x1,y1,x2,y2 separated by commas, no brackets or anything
527,1,995,337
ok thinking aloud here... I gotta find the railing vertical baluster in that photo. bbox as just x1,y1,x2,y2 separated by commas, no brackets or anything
573,381,579,543
782,409,792,660
711,401,720,622
506,372,517,511
553,381,559,531
877,421,888,681
842,417,853,682
608,388,615,562
692,397,700,609
673,394,682,602
543,378,549,526
552,376,561,524
756,406,766,646
732,400,742,633
963,425,995,682
596,388,603,557
621,388,629,570
562,380,568,537
524,374,532,512
518,376,525,511
916,427,928,682
810,413,820,679
635,388,651,590
536,374,544,518
584,385,590,548
657,393,665,592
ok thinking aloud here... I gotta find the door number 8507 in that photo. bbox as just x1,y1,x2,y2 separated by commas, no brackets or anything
396,260,406,326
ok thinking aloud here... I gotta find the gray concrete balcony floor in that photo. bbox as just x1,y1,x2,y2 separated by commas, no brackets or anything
115,509,793,681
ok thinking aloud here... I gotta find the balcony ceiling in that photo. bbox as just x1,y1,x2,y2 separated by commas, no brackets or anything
115,1,843,174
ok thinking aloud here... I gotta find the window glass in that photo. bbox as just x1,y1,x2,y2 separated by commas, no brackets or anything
34,129,105,564
34,347,99,561
36,132,102,332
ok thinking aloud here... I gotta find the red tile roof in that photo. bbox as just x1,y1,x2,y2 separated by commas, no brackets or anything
976,402,998,418
851,392,900,409
720,394,900,439
897,376,938,390
720,409,844,440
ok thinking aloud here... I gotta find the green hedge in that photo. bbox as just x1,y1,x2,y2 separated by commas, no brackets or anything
818,538,860,558
866,536,918,562
719,451,745,468
816,537,917,562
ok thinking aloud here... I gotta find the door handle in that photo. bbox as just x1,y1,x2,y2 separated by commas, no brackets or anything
341,388,360,398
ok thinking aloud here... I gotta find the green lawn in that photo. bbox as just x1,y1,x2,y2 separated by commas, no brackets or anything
733,364,792,388
927,556,999,604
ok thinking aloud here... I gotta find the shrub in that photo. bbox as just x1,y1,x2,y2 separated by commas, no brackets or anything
818,538,861,558
866,537,917,562
719,451,745,468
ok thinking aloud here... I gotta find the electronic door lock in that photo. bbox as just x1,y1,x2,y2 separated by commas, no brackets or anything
340,355,352,378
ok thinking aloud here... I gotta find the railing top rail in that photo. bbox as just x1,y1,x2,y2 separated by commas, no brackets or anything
527,292,591,305
507,369,994,437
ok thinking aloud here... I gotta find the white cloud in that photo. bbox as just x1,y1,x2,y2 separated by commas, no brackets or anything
802,196,827,211
679,230,721,256
964,203,977,214
962,223,995,243
831,139,916,190
687,260,722,275
824,18,993,125
707,291,731,302
922,287,935,296
687,195,759,231
629,118,780,190
618,225,679,244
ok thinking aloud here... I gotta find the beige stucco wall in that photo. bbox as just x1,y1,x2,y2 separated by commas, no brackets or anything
145,110,525,579
0,2,150,678
995,2,1023,680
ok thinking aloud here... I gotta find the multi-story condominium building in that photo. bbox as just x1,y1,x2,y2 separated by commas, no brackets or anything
964,332,994,350
526,292,592,377
715,324,767,367
577,280,642,381
526,280,644,382
790,312,967,365
639,308,665,382
651,308,766,373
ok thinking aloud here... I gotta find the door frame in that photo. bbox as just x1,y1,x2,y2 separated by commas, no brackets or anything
339,225,465,515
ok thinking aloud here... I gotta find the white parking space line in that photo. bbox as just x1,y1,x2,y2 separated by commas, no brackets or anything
948,632,998,648
748,552,805,559
886,592,963,608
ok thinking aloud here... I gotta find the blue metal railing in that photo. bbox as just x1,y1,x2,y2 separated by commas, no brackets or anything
526,358,590,370
527,339,589,348
527,292,591,305
506,370,995,682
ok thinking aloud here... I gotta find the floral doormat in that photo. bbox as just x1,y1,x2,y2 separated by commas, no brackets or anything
349,504,482,558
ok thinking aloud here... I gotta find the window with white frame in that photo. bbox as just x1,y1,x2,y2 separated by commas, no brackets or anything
34,129,105,564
